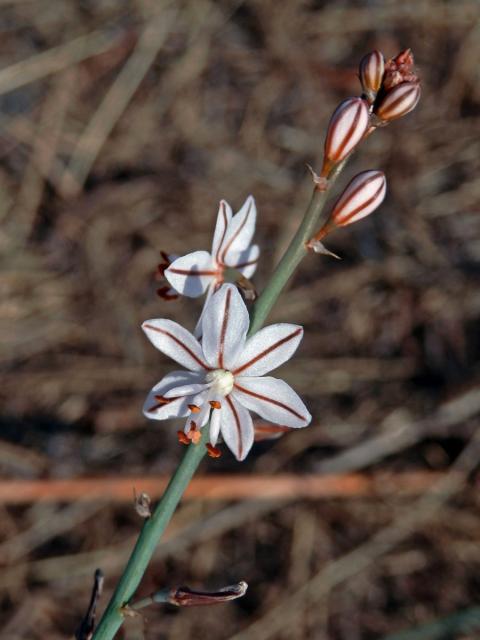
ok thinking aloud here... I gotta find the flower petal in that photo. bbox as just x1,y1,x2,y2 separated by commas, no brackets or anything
164,382,208,398
165,251,217,298
233,376,311,428
193,283,216,338
227,244,260,280
211,200,233,260
142,319,210,371
221,395,254,461
209,405,222,445
143,371,205,420
232,324,303,376
218,196,256,264
201,284,249,370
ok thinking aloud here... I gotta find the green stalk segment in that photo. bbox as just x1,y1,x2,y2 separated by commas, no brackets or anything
93,430,209,640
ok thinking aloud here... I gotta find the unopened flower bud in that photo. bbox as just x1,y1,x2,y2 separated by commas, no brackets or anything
330,170,386,226
359,50,384,103
308,170,386,247
320,97,370,177
375,82,420,122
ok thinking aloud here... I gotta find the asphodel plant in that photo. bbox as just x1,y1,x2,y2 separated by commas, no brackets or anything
90,48,421,639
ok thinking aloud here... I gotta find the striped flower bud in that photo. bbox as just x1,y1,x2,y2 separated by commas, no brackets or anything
308,170,386,248
320,97,370,177
359,50,384,103
375,82,420,122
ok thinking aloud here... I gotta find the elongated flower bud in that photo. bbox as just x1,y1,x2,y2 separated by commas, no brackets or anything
308,170,386,250
321,97,370,177
329,170,386,227
375,82,420,122
359,50,384,103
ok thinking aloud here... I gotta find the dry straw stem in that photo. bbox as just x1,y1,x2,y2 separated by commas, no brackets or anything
0,29,122,96
63,3,177,196
228,430,480,640
0,471,447,504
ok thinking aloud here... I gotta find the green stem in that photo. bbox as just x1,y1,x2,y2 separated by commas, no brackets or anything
249,160,346,335
93,429,209,639
93,161,347,640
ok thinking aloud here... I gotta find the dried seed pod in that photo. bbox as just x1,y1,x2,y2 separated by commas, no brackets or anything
375,82,421,122
359,50,384,103
321,97,370,176
308,170,386,247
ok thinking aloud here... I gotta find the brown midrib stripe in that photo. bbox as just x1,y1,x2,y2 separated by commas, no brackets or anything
168,268,218,276
143,324,210,370
234,383,306,421
337,178,384,226
233,327,302,375
226,395,243,459
332,101,364,162
220,200,252,264
218,288,231,369
380,84,417,115
215,201,230,263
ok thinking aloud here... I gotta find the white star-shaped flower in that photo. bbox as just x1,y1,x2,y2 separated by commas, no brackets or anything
164,196,259,333
142,284,311,460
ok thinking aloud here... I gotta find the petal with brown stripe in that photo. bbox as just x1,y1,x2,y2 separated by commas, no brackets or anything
143,370,205,420
221,396,254,461
201,284,249,370
233,324,303,376
142,319,209,371
211,200,233,259
219,195,257,264
165,251,217,297
233,376,311,428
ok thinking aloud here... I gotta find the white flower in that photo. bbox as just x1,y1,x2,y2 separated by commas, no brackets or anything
164,196,259,333
142,284,311,461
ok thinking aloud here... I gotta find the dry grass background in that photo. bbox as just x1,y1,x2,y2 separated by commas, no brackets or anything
1,1,480,638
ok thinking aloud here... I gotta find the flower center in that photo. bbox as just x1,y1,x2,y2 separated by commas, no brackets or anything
206,369,234,396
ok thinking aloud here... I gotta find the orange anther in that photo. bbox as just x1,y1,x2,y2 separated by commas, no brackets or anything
188,404,201,413
177,431,190,445
209,400,221,410
189,430,202,444
154,395,171,404
206,443,222,458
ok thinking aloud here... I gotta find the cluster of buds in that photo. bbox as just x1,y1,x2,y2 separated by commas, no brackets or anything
319,48,420,180
361,48,421,124
310,48,420,252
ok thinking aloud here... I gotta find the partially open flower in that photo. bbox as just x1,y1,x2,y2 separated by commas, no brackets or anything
359,50,384,104
375,82,421,122
164,196,259,335
308,170,386,248
320,97,370,177
383,48,418,91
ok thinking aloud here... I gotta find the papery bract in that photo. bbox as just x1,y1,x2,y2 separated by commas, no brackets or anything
383,48,418,90
320,97,370,177
142,284,311,461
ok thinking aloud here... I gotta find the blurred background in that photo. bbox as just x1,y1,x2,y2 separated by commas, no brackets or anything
1,1,480,638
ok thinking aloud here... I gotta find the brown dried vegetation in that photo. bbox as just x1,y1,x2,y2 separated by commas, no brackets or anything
1,1,480,638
